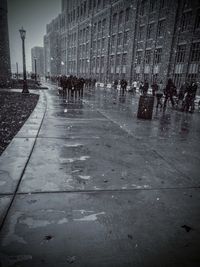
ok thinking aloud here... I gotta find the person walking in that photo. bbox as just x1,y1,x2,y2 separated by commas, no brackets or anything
156,81,164,109
163,79,177,109
143,80,149,96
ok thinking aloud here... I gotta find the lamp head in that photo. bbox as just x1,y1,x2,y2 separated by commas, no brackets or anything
19,27,26,40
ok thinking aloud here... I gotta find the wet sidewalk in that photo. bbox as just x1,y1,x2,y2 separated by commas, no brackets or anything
0,85,200,267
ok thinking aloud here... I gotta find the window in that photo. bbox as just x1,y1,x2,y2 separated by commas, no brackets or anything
136,51,142,64
147,23,154,39
175,44,186,63
101,56,104,68
187,74,197,82
154,48,162,64
98,21,101,32
160,0,166,9
77,6,80,18
89,0,92,10
195,9,200,30
97,39,101,50
86,28,89,42
117,33,123,46
98,0,101,8
110,56,114,66
93,23,97,34
183,0,192,10
93,40,96,50
181,12,192,32
157,19,165,37
113,13,117,25
140,1,145,16
111,35,116,47
124,31,129,45
190,42,200,62
102,19,106,35
145,50,151,64
116,54,121,65
92,57,95,69
122,53,127,65
119,11,124,25
102,38,105,49
86,43,89,56
138,25,145,41
125,8,130,22
174,74,183,88
150,0,156,12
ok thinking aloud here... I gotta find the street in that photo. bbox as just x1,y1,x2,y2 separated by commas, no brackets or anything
0,84,200,267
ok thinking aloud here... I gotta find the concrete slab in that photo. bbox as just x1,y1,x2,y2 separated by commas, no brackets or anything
18,134,194,193
0,195,12,226
0,138,35,194
0,189,200,267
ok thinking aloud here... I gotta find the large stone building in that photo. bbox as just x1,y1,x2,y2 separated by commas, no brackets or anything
44,0,200,87
31,46,44,77
0,0,11,86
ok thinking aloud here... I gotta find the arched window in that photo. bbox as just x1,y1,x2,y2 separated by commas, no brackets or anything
125,8,130,22
119,11,124,25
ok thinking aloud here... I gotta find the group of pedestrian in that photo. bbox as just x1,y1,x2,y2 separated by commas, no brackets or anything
131,78,198,113
59,75,85,98
112,79,128,95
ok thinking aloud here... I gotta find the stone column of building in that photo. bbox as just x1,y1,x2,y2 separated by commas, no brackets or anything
0,0,11,86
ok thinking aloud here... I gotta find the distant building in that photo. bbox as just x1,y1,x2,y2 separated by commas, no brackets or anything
44,0,200,88
0,0,11,85
31,47,44,77
43,15,61,77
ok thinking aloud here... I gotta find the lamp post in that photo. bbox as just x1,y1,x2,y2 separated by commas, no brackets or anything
19,27,29,93
34,57,37,82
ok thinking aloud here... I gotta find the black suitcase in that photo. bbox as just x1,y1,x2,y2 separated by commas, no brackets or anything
137,96,154,120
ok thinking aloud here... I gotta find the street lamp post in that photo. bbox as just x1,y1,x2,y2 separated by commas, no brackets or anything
34,57,37,82
19,27,29,93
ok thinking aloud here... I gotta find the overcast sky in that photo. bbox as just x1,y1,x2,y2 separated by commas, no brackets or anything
8,0,61,72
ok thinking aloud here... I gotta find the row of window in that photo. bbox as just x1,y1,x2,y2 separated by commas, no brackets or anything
138,19,165,41
180,10,200,32
176,42,200,63
135,42,200,66
112,8,131,26
136,48,162,65
140,0,167,16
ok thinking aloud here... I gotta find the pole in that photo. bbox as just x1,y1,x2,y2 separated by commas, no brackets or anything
16,62,18,80
22,37,29,93
34,58,37,82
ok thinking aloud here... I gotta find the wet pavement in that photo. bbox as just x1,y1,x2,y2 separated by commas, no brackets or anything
0,85,200,267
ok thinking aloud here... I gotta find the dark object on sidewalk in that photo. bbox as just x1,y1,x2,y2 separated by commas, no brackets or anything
128,234,133,240
137,96,154,120
66,256,76,264
181,225,193,232
44,235,53,240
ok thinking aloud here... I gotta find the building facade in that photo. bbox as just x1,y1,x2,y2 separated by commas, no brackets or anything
31,46,44,77
44,0,200,87
43,15,61,77
168,0,200,88
0,0,11,85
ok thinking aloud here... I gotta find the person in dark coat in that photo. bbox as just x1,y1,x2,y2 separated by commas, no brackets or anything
163,79,177,109
120,79,128,95
182,81,197,113
177,82,188,106
151,82,158,96
143,80,149,96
